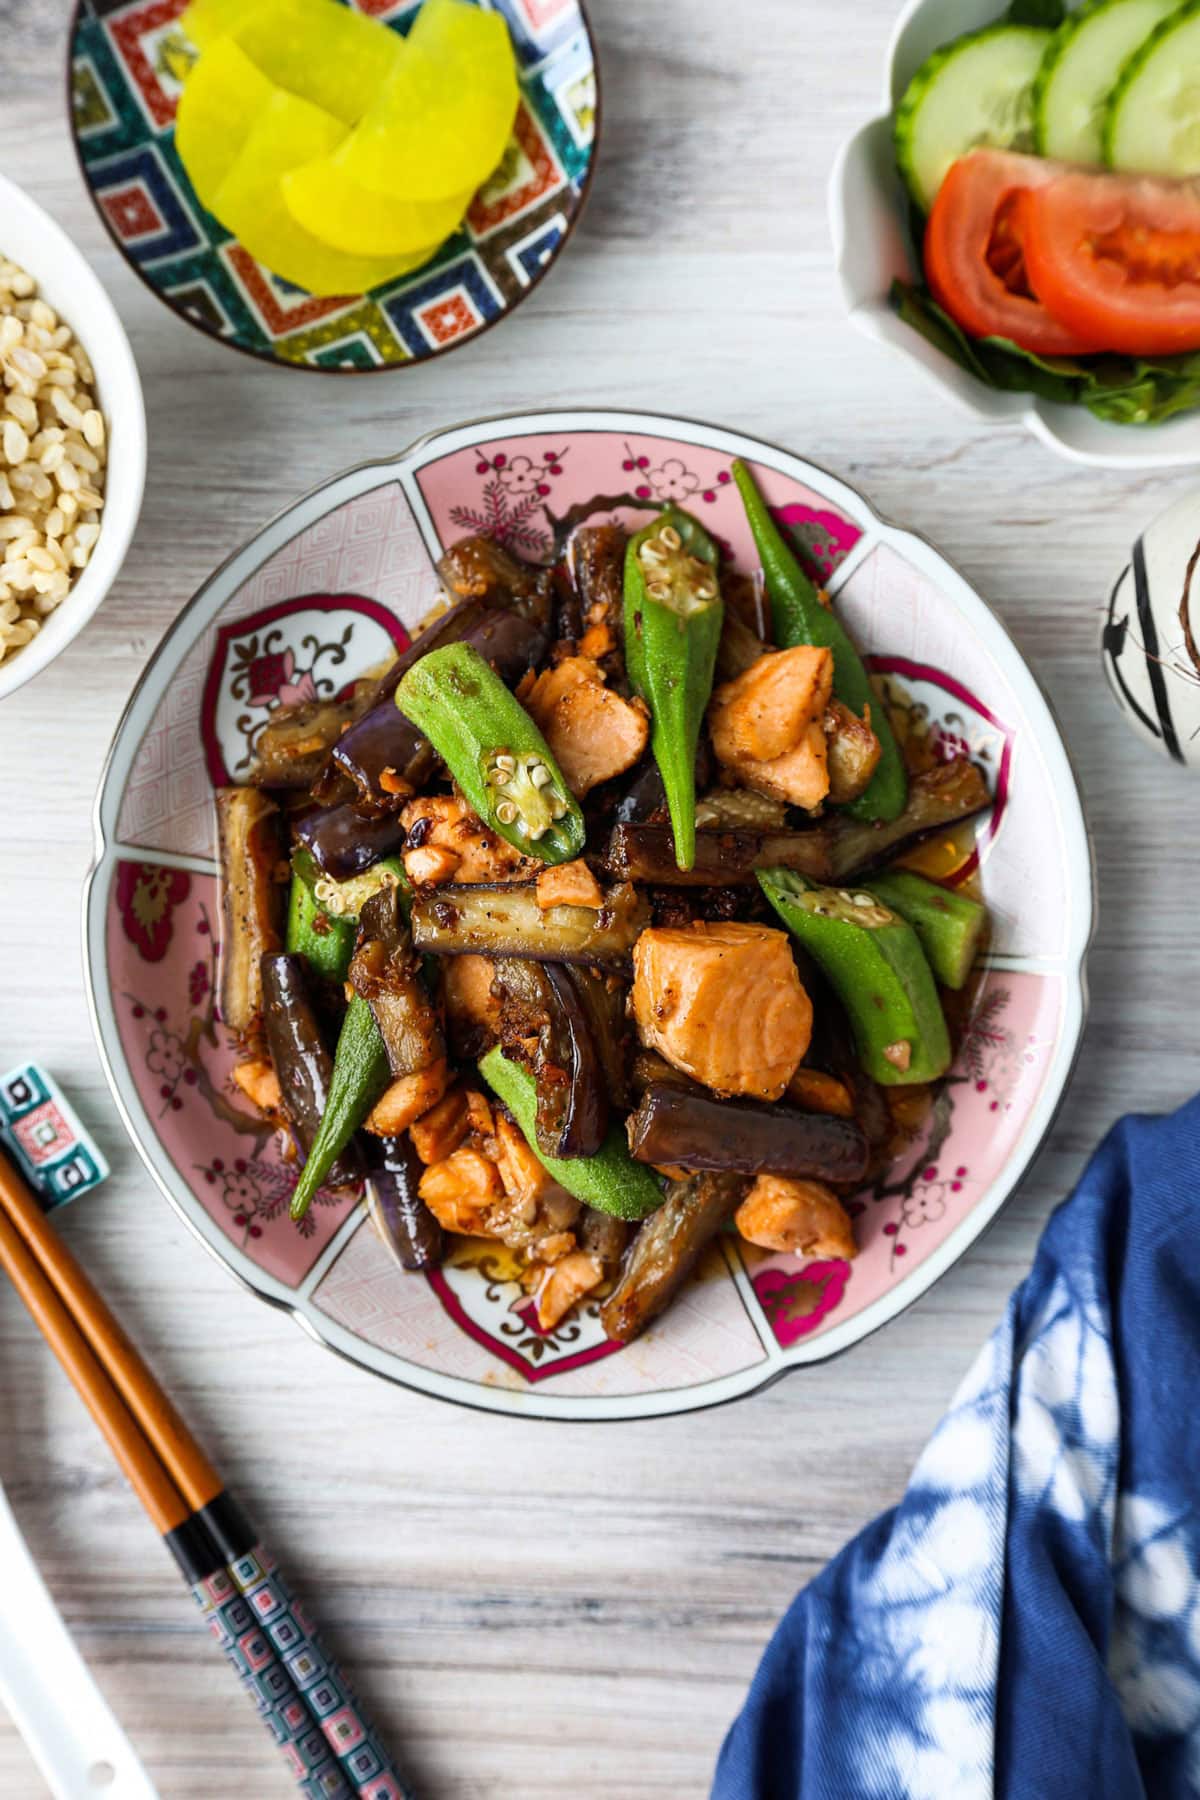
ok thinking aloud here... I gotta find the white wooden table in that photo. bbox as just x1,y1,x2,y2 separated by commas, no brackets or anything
1,2,1195,1793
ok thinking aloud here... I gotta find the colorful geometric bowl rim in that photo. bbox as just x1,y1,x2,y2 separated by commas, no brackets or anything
66,0,602,377
83,407,1096,1419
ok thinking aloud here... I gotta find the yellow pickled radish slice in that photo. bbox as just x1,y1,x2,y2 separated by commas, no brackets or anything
179,0,245,52
229,0,404,126
343,6,518,202
175,38,276,211
283,138,471,257
211,90,437,297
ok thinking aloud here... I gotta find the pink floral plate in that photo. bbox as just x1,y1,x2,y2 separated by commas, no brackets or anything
84,409,1094,1420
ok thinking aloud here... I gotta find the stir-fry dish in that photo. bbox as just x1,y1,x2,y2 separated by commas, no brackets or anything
214,466,992,1344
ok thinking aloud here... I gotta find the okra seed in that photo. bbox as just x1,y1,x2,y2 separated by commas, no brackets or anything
529,763,552,789
639,542,665,566
494,753,516,773
852,893,874,906
493,770,511,787
550,799,568,820
660,525,682,551
495,800,518,824
647,581,670,601
696,579,717,600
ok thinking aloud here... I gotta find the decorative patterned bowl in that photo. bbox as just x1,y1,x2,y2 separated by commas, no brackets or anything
84,408,1094,1419
829,0,1200,469
68,0,598,373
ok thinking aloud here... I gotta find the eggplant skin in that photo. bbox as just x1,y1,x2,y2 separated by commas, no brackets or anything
248,694,364,790
626,1085,869,1184
294,802,408,882
600,1171,746,1345
260,953,359,1186
601,822,834,888
348,889,444,1081
828,760,990,879
410,881,649,972
216,788,287,1047
366,1133,444,1272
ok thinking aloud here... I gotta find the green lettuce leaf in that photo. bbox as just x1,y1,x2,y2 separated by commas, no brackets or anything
891,280,1200,426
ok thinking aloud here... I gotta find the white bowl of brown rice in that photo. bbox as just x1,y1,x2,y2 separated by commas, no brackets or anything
0,173,145,699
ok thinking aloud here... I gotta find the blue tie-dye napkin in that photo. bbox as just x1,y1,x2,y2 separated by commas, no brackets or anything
712,1097,1200,1800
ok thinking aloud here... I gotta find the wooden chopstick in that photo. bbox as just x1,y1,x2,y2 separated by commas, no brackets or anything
0,1147,221,1513
0,1197,188,1533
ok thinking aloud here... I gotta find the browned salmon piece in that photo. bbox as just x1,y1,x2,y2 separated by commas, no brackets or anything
532,1250,605,1331
786,1067,855,1119
735,1175,857,1260
404,844,462,886
465,1088,496,1140
535,859,604,911
442,954,501,1044
631,921,812,1100
400,794,529,885
232,1058,282,1116
418,1147,505,1235
494,1112,549,1207
579,621,615,660
409,1087,470,1164
364,1058,450,1136
709,646,834,810
526,656,650,796
825,699,882,804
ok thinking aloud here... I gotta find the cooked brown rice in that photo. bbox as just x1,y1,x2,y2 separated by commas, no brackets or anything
0,256,107,669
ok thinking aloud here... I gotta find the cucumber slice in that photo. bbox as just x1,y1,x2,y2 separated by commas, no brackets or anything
1034,0,1181,164
895,23,1052,211
1106,0,1200,170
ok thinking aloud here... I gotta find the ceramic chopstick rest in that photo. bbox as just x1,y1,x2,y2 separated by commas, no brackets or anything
1102,486,1200,766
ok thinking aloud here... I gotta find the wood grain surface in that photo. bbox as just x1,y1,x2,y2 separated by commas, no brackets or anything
0,2,1195,1794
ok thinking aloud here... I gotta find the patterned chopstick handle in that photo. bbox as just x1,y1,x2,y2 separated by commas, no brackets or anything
191,1544,413,1800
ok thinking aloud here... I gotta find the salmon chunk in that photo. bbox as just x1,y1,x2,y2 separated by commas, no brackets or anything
535,859,604,910
709,646,834,810
409,1087,470,1165
532,1250,605,1331
631,921,812,1100
442,954,501,1042
735,1175,857,1260
232,1058,282,1116
418,1147,505,1235
400,794,529,886
526,655,649,796
364,1059,450,1136
493,1112,550,1208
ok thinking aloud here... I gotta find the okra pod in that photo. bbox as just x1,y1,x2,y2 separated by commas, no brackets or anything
286,851,357,984
731,459,908,823
623,509,724,872
290,993,390,1220
758,869,950,1086
396,643,585,865
478,1048,664,1221
864,869,986,991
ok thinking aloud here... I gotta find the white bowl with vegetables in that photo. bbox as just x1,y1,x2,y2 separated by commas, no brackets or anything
831,0,1200,466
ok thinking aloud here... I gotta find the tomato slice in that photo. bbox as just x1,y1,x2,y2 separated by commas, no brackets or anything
923,149,1105,357
1021,168,1200,357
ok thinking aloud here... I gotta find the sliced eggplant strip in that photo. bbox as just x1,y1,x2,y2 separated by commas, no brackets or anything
491,958,607,1159
294,802,409,882
260,952,359,1185
365,1132,444,1272
248,693,365,789
348,889,444,1080
600,821,834,887
626,1084,869,1184
411,880,649,971
216,788,287,1046
563,965,631,1110
332,584,552,807
437,535,553,611
579,1203,629,1271
599,1170,747,1345
827,759,991,880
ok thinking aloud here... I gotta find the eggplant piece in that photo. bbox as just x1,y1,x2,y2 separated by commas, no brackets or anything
627,1085,869,1184
294,803,409,882
600,1171,746,1345
216,788,287,1046
248,693,365,789
716,606,769,682
827,759,991,880
330,593,552,808
579,1204,628,1270
563,965,631,1110
437,534,552,608
411,881,649,971
721,568,772,643
261,953,359,1184
601,821,835,887
366,1132,444,1271
491,958,607,1159
613,757,668,825
348,889,444,1079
